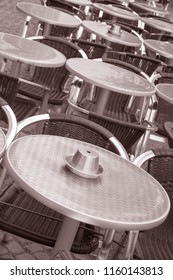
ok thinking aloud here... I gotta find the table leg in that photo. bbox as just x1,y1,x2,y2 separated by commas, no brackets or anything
50,216,80,259
43,22,51,36
97,229,116,260
94,88,110,114
124,230,139,260
10,61,22,77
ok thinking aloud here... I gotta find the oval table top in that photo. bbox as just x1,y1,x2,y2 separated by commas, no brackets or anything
4,135,170,231
82,21,142,47
156,83,173,105
0,128,6,159
93,3,140,20
144,39,173,59
16,2,81,28
0,32,66,68
130,2,170,16
141,17,173,33
66,58,156,96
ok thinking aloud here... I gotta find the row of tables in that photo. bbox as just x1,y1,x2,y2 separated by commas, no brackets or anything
0,1,172,260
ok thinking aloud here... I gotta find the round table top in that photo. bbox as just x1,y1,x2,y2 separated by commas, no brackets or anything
93,3,140,20
65,0,93,6
82,21,142,46
144,39,173,59
4,135,170,231
156,83,173,105
130,2,170,16
0,128,6,158
66,58,156,96
141,17,173,33
16,2,81,28
0,32,66,68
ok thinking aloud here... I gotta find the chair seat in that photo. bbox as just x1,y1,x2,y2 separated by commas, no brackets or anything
12,97,38,122
0,183,99,254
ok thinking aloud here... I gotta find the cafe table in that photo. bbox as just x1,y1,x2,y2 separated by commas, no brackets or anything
156,83,173,105
93,3,140,21
0,32,66,77
65,58,156,118
3,134,170,259
81,20,142,48
141,17,173,34
144,39,173,64
130,1,170,16
16,2,81,36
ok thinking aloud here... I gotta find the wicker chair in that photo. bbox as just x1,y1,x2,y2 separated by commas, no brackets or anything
151,72,173,135
71,38,107,59
0,113,128,256
18,36,87,114
0,72,38,122
133,148,173,259
104,51,162,77
46,0,85,20
65,103,155,157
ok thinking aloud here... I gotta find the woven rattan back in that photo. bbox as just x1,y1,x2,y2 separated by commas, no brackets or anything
46,0,84,19
71,38,107,59
0,73,19,109
105,51,161,76
88,112,146,153
42,113,121,154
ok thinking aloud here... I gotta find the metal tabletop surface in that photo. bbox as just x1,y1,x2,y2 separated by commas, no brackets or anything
4,134,170,231
156,83,173,105
82,20,142,46
93,3,140,20
144,39,173,60
66,57,156,96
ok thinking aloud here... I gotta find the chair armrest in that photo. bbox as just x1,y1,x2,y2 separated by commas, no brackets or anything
0,97,17,148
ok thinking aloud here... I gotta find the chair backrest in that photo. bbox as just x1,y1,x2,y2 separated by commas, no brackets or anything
133,148,173,259
17,113,129,159
32,36,87,94
88,111,148,155
71,38,107,59
46,0,84,19
104,51,162,77
0,73,19,113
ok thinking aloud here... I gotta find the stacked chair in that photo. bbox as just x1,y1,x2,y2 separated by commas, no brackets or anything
0,113,128,257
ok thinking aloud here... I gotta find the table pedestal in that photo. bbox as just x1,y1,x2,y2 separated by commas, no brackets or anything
50,216,80,259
